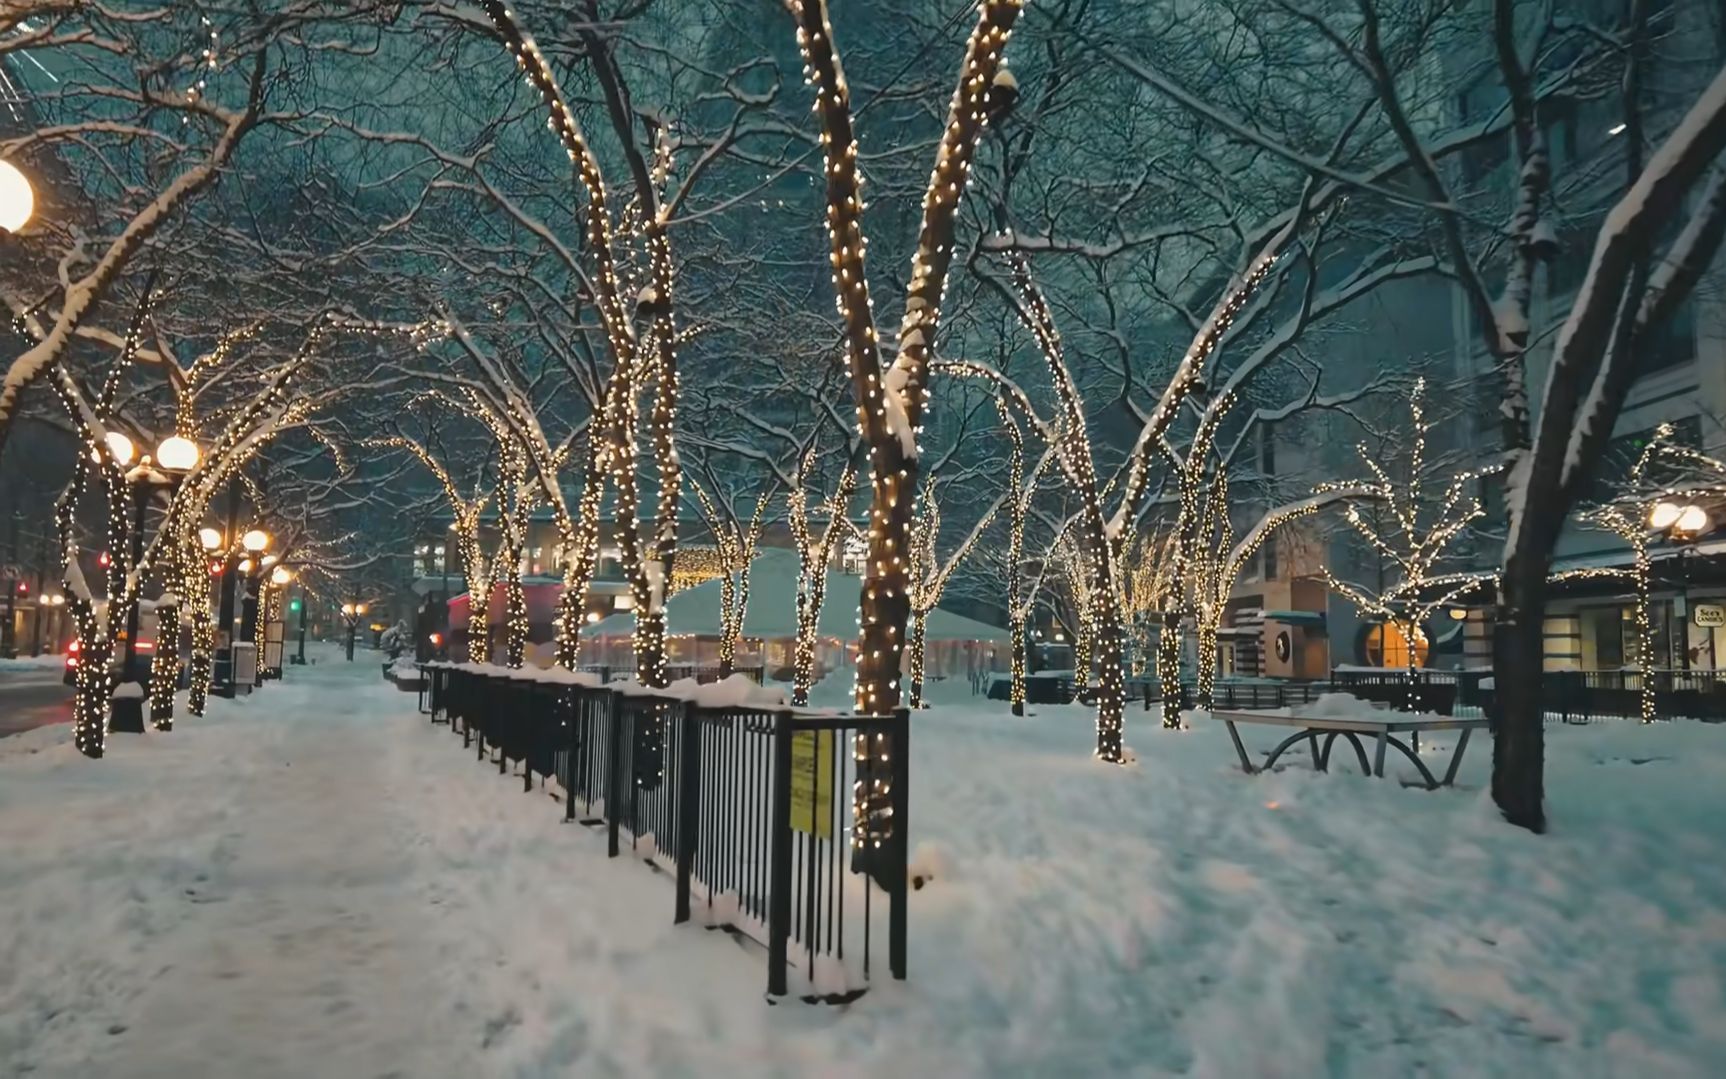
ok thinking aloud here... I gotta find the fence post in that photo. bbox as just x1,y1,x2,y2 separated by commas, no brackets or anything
606,690,626,858
476,673,488,762
767,709,794,997
675,705,702,924
889,707,910,982
461,673,474,748
523,683,538,792
564,688,580,822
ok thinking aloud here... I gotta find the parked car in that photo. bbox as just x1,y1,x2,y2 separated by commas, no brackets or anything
63,635,163,686
62,606,179,687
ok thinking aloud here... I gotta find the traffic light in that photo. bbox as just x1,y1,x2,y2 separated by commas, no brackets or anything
15,581,25,594
289,599,302,612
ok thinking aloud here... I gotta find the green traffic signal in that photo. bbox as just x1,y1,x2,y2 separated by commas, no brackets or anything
289,599,302,612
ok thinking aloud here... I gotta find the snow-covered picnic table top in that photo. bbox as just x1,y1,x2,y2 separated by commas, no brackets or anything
1205,709,1489,734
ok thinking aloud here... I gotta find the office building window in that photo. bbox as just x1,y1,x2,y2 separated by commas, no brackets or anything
1588,416,1702,502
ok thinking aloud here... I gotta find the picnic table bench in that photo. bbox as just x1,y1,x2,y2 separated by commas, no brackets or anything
1209,707,1490,790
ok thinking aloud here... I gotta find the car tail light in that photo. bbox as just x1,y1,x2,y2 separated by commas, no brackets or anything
137,640,155,652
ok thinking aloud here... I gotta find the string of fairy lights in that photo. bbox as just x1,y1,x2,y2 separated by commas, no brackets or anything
1318,378,1505,681
790,0,1022,766
998,397,1030,714
366,434,495,664
481,0,686,690
690,483,771,675
905,481,1000,708
787,446,860,706
1578,422,1726,723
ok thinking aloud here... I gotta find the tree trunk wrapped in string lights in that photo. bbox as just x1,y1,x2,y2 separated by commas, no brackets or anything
691,482,771,678
787,446,859,706
787,0,1023,724
364,434,497,665
1580,424,1726,724
905,480,1002,708
995,398,1055,716
1319,379,1502,687
479,0,687,687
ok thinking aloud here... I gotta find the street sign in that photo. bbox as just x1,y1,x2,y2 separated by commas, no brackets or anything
1694,604,1725,628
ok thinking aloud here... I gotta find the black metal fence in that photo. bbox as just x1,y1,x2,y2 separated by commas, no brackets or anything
575,663,766,686
421,662,908,1001
1327,667,1726,723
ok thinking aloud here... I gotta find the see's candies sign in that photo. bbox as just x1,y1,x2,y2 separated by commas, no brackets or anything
1694,604,1726,628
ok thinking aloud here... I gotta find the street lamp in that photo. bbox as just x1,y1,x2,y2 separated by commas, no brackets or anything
198,527,223,551
235,531,270,687
340,600,367,661
156,435,201,473
0,159,33,233
1651,497,1717,672
270,565,292,587
103,430,135,466
111,435,202,732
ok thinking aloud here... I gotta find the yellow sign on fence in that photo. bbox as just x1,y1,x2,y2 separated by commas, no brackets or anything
789,728,835,838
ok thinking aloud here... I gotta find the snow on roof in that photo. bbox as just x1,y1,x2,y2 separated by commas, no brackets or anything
583,547,1008,643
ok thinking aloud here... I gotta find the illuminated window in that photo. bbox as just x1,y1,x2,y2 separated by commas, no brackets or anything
1365,623,1428,668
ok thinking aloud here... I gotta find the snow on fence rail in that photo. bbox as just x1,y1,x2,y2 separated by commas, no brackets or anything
418,661,908,1002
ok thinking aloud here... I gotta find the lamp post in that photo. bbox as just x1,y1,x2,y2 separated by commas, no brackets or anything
263,564,291,681
293,582,309,665
108,435,199,733
341,600,367,662
236,529,269,689
212,478,243,696
1650,499,1714,672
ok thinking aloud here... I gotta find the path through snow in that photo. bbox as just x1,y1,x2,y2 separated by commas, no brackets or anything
3,655,1725,1077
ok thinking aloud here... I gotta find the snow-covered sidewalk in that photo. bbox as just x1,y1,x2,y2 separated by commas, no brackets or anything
3,657,1725,1077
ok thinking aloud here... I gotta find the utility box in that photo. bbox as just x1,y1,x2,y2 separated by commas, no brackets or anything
232,642,258,695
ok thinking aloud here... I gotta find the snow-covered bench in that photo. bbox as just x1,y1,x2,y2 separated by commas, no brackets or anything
1208,697,1489,790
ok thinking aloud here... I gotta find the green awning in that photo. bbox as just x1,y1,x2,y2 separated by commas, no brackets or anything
1262,610,1327,627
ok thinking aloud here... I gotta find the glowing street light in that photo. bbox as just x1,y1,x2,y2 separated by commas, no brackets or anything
198,527,223,551
103,431,135,466
155,434,201,473
269,565,292,586
1649,501,1683,531
0,159,33,233
241,529,269,553
1675,504,1711,536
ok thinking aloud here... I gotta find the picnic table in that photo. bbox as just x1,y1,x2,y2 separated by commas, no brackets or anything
1208,707,1490,790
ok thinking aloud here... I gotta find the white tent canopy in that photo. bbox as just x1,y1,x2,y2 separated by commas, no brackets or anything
583,547,1007,643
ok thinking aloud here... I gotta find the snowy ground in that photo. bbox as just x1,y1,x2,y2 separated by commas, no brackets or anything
0,653,65,673
3,657,1724,1077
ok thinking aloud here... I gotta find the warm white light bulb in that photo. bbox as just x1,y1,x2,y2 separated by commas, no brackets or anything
103,431,135,465
156,435,200,472
241,529,269,552
0,159,34,232
1649,501,1683,531
198,527,223,551
1675,504,1709,535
